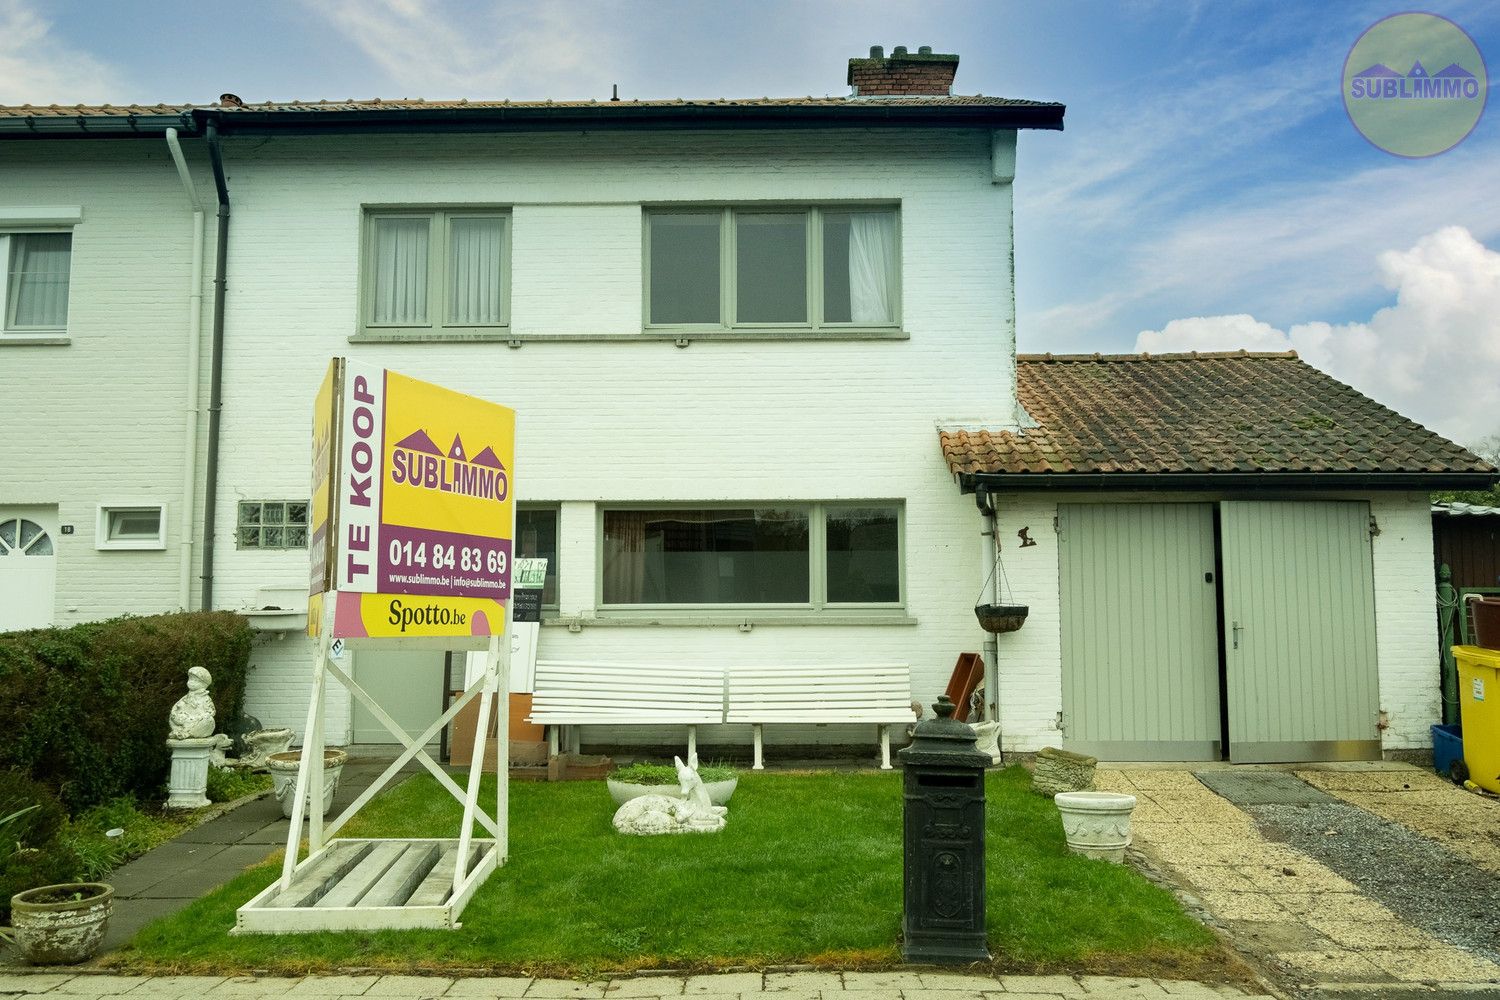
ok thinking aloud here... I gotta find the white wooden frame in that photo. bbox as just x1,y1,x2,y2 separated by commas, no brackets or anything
238,596,512,933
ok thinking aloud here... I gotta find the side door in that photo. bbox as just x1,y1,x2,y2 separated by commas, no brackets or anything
0,506,58,632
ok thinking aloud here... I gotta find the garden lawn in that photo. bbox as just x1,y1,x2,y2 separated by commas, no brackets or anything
119,768,1228,978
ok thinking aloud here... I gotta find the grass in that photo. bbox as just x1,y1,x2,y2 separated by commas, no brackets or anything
116,768,1232,979
610,762,738,784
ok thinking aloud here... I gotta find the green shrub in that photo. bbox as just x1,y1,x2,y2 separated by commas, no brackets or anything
610,762,737,785
0,842,81,919
206,768,272,804
0,612,252,812
0,771,78,921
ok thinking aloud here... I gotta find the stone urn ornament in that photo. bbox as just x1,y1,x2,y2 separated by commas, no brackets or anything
8,882,113,964
1054,791,1138,863
1031,746,1097,796
611,757,728,835
240,728,295,770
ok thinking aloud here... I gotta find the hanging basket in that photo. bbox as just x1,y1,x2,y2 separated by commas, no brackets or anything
975,603,1029,634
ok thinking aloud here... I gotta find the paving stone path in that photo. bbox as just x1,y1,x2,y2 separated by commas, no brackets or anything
0,971,1273,1000
1100,765,1500,997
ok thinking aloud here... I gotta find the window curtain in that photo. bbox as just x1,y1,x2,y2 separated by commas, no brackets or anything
602,511,649,604
371,218,429,324
448,217,504,325
10,233,71,328
848,212,896,324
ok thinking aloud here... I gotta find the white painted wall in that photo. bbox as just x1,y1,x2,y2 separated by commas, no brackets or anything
988,491,1441,756
0,141,209,625
201,128,1020,743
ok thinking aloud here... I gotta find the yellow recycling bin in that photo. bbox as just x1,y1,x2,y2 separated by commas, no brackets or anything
1454,645,1500,793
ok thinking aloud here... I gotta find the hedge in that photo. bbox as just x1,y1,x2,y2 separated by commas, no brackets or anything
0,612,253,811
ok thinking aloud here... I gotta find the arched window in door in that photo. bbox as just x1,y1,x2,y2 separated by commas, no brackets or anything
0,518,53,556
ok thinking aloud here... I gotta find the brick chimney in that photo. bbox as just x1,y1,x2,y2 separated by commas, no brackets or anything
847,45,959,97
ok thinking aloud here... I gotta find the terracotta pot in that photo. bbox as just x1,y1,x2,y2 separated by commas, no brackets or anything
9,882,113,965
975,604,1029,633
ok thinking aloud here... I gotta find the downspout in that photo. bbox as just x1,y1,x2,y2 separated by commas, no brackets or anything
200,117,230,611
165,128,204,610
976,487,1000,722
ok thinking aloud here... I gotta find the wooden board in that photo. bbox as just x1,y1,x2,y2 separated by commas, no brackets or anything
944,652,984,722
362,842,441,907
315,842,407,908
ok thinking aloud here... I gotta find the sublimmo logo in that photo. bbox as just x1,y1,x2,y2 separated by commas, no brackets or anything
1344,13,1487,158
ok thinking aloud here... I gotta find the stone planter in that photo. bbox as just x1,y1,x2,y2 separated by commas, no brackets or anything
267,748,347,820
9,882,113,965
240,728,294,769
971,721,1002,765
1031,746,1097,796
1054,791,1137,863
607,777,737,806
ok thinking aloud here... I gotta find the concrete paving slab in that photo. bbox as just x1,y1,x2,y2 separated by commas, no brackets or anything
604,978,687,997
997,977,1083,995
284,978,379,997
832,991,904,1000
46,978,148,995
1194,772,1336,806
762,975,839,994
0,975,79,993
443,979,531,997
203,980,302,997
524,981,607,999
914,974,1001,991
363,978,453,997
681,977,763,997
114,979,226,996
1074,975,1171,995
100,895,192,953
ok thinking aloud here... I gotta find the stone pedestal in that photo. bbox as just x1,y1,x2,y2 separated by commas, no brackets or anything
166,737,217,809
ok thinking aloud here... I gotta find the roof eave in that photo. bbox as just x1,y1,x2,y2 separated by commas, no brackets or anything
958,470,1500,494
0,112,193,138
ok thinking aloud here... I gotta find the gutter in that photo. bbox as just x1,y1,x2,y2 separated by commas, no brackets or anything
199,117,230,611
164,128,205,610
957,471,1500,493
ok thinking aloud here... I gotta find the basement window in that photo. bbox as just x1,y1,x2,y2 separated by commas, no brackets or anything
96,505,165,551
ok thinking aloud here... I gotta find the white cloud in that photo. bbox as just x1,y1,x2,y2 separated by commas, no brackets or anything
0,0,121,104
1134,226,1500,445
305,0,620,99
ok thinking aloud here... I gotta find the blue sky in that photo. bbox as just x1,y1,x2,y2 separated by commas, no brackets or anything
5,0,1498,442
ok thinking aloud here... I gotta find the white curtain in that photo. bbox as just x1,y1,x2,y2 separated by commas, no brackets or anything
448,217,504,325
10,233,71,328
372,218,429,324
848,212,896,324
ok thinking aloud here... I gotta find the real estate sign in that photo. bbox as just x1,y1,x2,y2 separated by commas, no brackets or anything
308,359,515,642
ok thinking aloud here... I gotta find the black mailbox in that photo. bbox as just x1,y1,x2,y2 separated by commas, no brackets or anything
898,694,992,964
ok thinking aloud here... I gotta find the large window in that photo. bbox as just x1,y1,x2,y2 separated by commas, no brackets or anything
3,231,72,333
600,503,902,609
516,505,559,609
646,207,899,330
363,210,509,333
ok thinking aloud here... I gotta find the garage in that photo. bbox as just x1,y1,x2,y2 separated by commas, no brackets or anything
1058,499,1380,762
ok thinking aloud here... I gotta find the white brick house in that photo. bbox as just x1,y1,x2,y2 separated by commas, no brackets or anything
1,49,1490,762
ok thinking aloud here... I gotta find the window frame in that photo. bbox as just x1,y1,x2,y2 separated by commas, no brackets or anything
236,500,311,551
360,207,512,337
594,500,905,615
642,204,901,333
516,502,561,612
95,504,166,551
2,228,74,335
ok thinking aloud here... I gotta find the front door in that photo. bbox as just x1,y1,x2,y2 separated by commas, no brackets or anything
0,506,57,633
1220,500,1381,762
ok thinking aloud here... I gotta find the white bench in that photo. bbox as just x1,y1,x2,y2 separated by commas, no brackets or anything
726,663,915,770
527,660,724,763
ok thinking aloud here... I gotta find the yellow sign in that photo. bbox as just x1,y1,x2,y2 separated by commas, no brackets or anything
309,359,515,642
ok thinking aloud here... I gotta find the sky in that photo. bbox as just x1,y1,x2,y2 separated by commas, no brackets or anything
3,0,1498,445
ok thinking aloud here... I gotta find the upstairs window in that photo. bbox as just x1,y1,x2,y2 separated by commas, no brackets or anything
3,232,72,333
363,210,509,333
645,207,899,330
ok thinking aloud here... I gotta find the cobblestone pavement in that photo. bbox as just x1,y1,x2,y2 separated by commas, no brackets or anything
0,971,1273,1000
1097,766,1500,996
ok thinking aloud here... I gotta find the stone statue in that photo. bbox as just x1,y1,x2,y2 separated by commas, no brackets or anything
612,757,728,836
168,666,216,740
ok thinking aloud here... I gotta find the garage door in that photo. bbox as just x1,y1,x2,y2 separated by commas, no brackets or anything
1221,500,1380,762
0,506,57,633
1059,503,1222,760
352,649,447,744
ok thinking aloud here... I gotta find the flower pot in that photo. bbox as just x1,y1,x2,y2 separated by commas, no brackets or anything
1471,595,1500,650
1054,791,1137,863
607,777,738,807
1032,746,1098,796
266,748,347,820
975,604,1028,633
9,882,113,965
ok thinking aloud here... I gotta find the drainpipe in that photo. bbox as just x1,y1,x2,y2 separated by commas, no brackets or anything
200,118,230,611
976,487,1000,721
165,128,205,611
